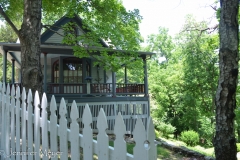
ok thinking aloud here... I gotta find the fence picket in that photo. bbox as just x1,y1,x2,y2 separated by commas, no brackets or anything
147,117,157,160
133,118,147,160
34,91,41,160
0,82,2,149
70,100,80,160
5,84,10,157
113,112,127,160
27,89,33,160
41,93,49,160
1,83,6,152
0,83,157,160
15,86,21,160
10,85,16,160
50,95,58,160
21,88,27,160
82,104,93,160
97,108,109,160
59,98,68,160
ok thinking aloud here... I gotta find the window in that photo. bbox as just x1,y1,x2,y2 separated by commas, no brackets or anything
53,57,91,83
63,58,82,83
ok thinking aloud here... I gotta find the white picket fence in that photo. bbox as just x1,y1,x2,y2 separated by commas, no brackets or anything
0,83,157,160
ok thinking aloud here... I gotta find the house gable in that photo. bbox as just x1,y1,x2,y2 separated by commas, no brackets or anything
41,15,108,47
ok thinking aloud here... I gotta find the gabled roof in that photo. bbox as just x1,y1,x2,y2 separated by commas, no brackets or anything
0,15,155,68
41,14,109,47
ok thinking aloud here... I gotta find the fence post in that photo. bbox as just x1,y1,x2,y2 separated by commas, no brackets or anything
21,88,27,160
147,117,157,160
34,91,40,160
10,84,16,160
50,95,58,160
41,93,49,160
5,84,10,158
70,100,80,160
97,108,109,160
0,82,2,150
15,86,21,160
27,89,33,160
82,104,93,160
59,98,68,160
133,118,147,160
113,112,127,160
1,83,6,152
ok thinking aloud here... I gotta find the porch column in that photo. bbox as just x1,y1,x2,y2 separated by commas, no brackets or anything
112,72,116,97
43,53,47,93
124,66,128,84
2,50,7,83
59,57,63,93
82,58,86,83
143,56,149,97
104,70,106,83
11,59,15,84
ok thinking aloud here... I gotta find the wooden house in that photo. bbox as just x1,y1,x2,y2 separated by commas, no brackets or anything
0,15,154,133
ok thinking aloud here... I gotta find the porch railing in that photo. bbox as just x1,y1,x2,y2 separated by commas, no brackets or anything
47,83,145,95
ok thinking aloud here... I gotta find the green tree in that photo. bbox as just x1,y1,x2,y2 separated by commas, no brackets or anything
146,17,219,146
0,0,142,94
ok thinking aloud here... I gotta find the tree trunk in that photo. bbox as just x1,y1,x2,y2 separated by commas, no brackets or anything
214,0,239,159
19,0,43,95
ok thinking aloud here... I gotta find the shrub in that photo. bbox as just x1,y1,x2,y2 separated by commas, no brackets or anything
155,129,160,138
156,122,176,138
237,143,240,152
180,130,199,146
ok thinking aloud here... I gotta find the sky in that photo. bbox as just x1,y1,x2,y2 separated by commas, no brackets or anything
122,0,218,43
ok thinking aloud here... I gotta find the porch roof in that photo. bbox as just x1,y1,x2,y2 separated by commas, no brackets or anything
0,42,154,67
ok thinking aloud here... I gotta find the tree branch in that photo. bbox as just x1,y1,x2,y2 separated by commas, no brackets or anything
42,25,65,37
0,5,19,37
181,24,219,36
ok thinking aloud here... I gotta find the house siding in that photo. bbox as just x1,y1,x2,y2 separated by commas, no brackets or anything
91,60,104,83
45,29,64,43
44,27,84,44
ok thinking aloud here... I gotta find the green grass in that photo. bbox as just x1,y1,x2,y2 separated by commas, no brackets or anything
108,141,134,154
188,145,214,157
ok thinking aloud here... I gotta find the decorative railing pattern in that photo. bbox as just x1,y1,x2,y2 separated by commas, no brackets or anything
64,101,149,134
116,83,144,94
47,83,145,95
0,83,157,160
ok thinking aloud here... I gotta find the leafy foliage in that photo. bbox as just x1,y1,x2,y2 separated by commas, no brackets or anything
154,120,176,138
180,130,199,147
0,0,143,72
145,16,219,147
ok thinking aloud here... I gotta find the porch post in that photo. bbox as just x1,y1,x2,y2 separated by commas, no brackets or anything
43,53,47,93
82,58,86,83
112,71,116,97
143,56,149,97
104,70,106,83
124,66,127,84
59,57,63,93
2,50,7,83
11,59,15,84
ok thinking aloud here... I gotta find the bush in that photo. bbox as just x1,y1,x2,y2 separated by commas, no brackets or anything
155,129,160,138
237,143,240,152
156,122,176,138
180,130,199,146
